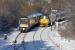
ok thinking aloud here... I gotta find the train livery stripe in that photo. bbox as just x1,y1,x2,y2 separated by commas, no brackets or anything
20,24,28,27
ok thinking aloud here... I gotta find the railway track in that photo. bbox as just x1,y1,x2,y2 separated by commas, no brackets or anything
40,27,48,41
33,27,40,50
13,32,21,50
33,27,48,50
12,27,61,50
12,32,27,50
47,27,62,50
38,27,62,50
7,27,61,50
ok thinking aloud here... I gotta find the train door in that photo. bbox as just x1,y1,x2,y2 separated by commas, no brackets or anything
29,17,36,26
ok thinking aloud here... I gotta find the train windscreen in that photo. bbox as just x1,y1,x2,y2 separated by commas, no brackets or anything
20,18,28,24
40,16,48,19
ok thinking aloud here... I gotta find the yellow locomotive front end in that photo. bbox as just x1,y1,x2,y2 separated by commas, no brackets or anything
39,16,49,27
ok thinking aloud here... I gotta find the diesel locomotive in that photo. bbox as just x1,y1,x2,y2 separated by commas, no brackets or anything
39,15,50,27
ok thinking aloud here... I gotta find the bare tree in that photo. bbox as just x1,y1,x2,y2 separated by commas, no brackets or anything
58,0,75,40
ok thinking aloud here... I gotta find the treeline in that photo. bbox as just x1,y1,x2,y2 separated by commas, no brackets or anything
59,0,75,40
0,0,72,31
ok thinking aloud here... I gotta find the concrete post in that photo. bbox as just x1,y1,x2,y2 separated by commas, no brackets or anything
51,8,53,31
55,21,59,31
4,34,7,40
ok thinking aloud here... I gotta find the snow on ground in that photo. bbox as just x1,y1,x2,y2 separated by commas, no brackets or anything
48,21,75,50
40,27,60,50
25,27,41,42
0,29,20,50
7,30,20,43
0,38,8,48
0,21,75,50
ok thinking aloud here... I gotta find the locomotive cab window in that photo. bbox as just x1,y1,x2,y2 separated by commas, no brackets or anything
19,18,29,28
20,18,28,24
40,15,49,19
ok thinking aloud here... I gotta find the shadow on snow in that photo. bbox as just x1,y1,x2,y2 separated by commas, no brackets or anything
0,40,55,50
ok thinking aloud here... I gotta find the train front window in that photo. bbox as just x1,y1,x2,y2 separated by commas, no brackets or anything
40,16,48,19
20,18,28,24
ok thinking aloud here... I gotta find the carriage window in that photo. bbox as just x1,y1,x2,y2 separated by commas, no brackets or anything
20,18,28,24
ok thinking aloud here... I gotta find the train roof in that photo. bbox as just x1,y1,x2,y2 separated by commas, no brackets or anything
27,13,43,18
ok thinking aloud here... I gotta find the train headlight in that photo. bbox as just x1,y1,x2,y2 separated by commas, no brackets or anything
43,16,46,19
23,28,25,30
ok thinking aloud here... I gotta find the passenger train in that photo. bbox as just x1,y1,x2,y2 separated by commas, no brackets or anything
19,13,43,32
19,11,65,32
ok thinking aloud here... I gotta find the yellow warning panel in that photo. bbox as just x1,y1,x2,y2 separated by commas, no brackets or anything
20,24,28,27
40,19,49,24
20,18,27,20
